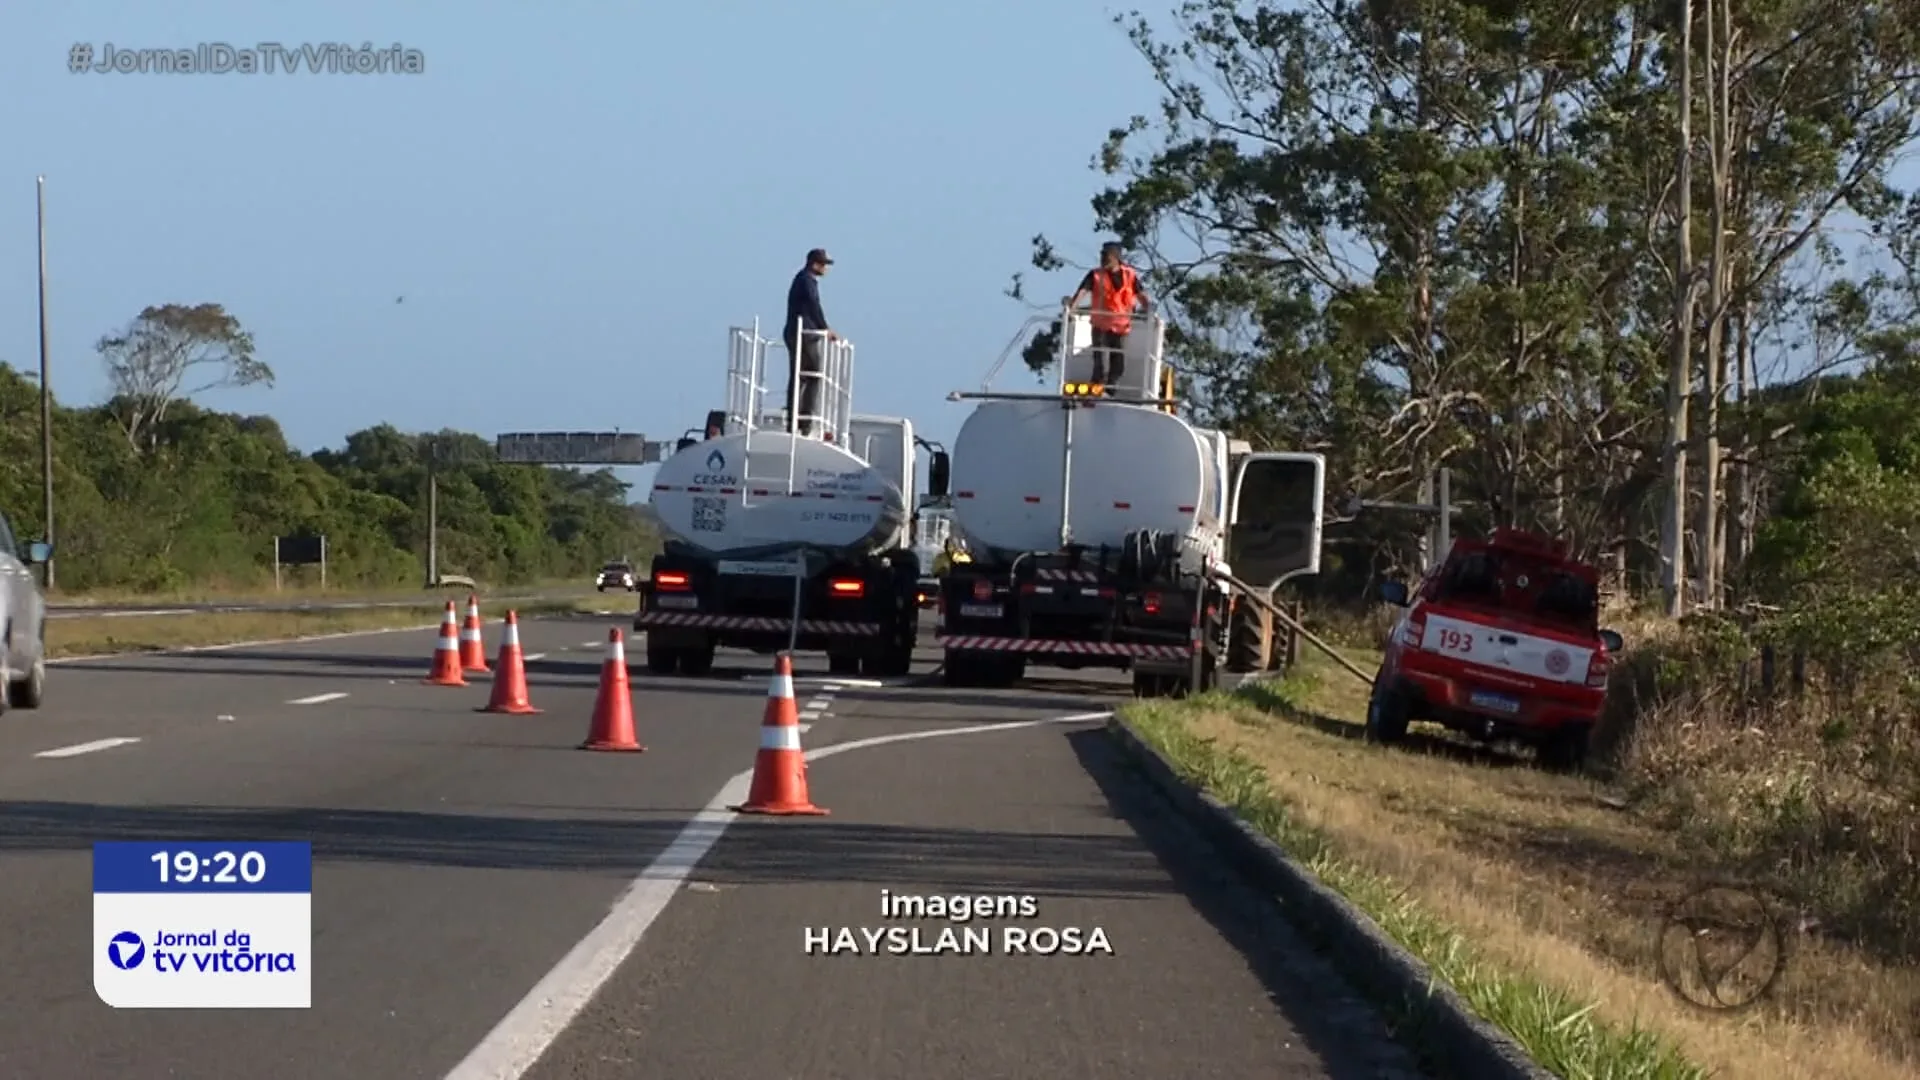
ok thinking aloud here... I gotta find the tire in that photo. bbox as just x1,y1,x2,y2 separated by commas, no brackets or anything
680,641,716,677
829,653,861,676
1537,724,1591,772
1226,597,1271,674
1365,683,1411,744
8,656,45,709
1132,670,1169,698
644,638,678,675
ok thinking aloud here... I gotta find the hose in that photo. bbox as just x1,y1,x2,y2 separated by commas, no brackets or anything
1120,529,1183,584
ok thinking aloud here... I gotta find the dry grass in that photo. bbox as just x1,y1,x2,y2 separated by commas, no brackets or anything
1128,638,1920,1079
45,600,584,658
48,578,590,607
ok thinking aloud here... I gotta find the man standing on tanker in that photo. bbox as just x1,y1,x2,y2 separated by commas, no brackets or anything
784,248,839,437
1066,241,1150,388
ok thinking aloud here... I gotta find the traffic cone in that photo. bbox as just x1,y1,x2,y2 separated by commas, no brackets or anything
459,594,491,673
731,652,828,815
477,611,541,715
423,602,466,686
581,628,643,751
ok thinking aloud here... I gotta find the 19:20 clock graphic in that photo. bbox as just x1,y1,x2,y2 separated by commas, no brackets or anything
93,841,312,1008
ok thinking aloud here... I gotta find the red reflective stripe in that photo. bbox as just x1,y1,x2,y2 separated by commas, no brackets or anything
1023,495,1041,503
752,488,771,496
957,491,975,498
719,488,737,494
1177,505,1195,512
1113,501,1131,509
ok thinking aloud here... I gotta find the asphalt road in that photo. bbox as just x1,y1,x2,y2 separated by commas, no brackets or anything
0,615,1425,1079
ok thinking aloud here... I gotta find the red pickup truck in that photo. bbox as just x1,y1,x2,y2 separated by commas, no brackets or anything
1368,528,1623,770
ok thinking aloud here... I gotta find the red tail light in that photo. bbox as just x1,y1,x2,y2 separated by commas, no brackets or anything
655,571,690,591
1397,615,1425,647
972,578,993,602
1586,650,1610,689
1143,592,1161,615
829,577,864,598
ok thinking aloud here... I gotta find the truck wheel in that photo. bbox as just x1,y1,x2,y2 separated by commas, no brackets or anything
942,651,978,687
1131,671,1168,698
828,653,861,676
1226,597,1273,674
1365,685,1411,745
681,641,716,677
1537,724,1591,772
644,638,678,675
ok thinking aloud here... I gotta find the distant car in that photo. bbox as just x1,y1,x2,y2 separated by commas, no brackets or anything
596,562,638,592
0,509,51,715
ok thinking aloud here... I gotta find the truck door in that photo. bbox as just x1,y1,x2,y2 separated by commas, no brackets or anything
1227,453,1325,588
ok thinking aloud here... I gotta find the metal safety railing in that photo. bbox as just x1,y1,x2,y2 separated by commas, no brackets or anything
973,303,1167,404
723,317,856,498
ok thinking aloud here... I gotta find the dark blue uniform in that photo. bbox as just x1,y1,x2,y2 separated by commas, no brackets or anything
783,267,830,434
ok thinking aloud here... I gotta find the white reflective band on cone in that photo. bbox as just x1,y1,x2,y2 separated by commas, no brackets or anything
438,635,458,648
760,725,803,751
461,626,480,641
502,622,520,646
767,674,794,700
606,640,626,662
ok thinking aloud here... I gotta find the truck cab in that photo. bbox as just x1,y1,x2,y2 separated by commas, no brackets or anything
1369,527,1625,769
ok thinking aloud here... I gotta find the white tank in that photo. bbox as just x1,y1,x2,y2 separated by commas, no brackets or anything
950,400,1218,554
650,431,907,558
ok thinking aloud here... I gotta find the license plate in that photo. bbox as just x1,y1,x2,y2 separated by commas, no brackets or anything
958,603,1003,619
1468,690,1521,715
653,594,698,610
717,559,801,577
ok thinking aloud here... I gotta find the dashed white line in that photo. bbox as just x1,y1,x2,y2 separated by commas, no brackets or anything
580,640,603,649
36,737,142,759
286,692,349,706
442,709,1115,1080
523,653,546,662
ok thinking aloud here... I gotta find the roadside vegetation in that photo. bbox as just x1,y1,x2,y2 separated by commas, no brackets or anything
45,598,595,659
0,304,656,598
1054,2,1920,1078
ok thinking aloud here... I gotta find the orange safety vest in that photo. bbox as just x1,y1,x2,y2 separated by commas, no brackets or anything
1088,265,1139,335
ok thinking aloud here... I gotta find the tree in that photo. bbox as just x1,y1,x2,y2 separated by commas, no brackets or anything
97,303,271,451
1020,0,1919,604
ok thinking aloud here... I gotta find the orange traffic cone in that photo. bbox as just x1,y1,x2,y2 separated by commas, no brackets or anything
459,594,491,673
581,628,643,751
731,652,827,815
478,611,542,715
423,602,466,686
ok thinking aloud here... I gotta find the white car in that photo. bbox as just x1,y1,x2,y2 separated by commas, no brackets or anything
0,509,50,715
595,562,638,592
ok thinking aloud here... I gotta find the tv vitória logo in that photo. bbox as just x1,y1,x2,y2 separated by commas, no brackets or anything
107,931,145,970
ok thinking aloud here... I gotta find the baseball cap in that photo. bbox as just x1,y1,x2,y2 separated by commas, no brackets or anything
807,248,834,265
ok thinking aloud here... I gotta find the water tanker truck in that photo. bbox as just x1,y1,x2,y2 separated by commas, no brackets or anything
935,305,1327,696
636,319,935,677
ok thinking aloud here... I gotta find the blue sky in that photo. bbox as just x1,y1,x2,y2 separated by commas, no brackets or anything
1,1,1157,494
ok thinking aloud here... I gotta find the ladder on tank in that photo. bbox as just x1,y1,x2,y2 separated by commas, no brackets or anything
723,317,856,498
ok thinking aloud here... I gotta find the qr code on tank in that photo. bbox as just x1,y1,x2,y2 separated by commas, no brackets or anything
690,496,726,533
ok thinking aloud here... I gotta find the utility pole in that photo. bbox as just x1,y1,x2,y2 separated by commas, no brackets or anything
425,437,440,587
35,176,55,591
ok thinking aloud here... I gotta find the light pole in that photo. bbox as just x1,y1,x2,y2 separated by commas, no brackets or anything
35,176,54,590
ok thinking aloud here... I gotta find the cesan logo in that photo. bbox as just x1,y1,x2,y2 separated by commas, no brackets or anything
706,449,726,471
692,448,737,486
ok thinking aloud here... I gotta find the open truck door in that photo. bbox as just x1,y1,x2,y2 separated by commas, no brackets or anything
1224,452,1326,673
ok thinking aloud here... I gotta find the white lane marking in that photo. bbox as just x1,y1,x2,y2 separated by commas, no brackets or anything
36,737,142,759
797,723,812,734
523,653,547,662
803,697,832,711
52,622,441,664
443,709,1115,1080
580,640,602,649
287,692,349,706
